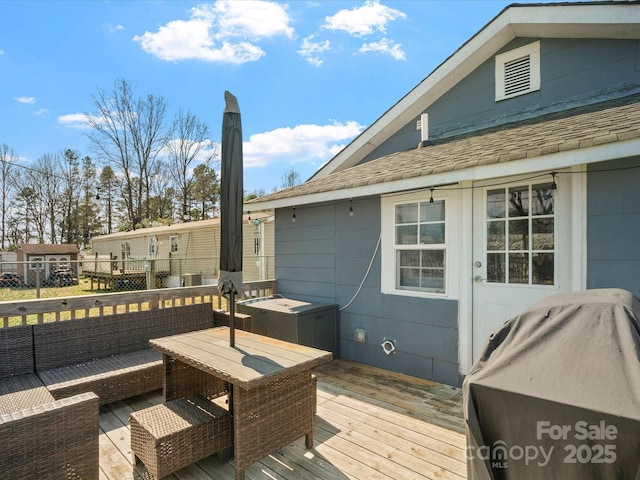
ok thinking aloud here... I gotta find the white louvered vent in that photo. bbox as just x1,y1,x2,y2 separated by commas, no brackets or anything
495,41,540,101
503,55,531,96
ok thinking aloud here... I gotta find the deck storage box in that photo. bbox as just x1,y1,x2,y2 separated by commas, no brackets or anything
237,296,339,356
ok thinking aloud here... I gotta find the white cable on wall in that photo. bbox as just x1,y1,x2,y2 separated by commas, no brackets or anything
340,232,382,311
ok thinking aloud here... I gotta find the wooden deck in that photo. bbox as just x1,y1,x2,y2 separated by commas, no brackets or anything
99,359,467,480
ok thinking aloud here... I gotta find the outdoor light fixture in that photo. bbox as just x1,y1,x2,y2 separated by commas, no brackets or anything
429,187,435,203
349,199,354,216
550,171,558,190
292,206,296,222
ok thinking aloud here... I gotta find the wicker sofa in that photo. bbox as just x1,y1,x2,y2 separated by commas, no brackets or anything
34,302,215,405
0,325,100,479
0,302,215,479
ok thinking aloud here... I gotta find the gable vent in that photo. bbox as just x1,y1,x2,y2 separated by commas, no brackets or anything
503,55,531,96
495,41,540,101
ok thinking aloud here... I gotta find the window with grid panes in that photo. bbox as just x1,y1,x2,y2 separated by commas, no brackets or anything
394,200,446,293
485,183,554,285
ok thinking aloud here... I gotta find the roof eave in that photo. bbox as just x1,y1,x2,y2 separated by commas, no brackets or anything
245,137,640,211
310,2,640,181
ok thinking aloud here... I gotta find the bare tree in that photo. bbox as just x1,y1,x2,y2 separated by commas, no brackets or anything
149,160,175,222
27,153,64,243
166,108,217,222
86,79,169,229
280,167,301,189
0,144,17,249
132,92,170,222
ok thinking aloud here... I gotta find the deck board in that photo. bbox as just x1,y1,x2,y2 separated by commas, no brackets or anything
99,359,466,480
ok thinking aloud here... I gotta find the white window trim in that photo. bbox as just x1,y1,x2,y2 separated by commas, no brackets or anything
148,237,157,257
381,189,460,299
170,235,179,253
29,257,44,270
495,41,540,101
121,241,131,258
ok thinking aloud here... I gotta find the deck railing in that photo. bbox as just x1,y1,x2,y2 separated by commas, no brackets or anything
0,279,276,327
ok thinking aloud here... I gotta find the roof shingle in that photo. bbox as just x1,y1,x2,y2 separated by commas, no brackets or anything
19,244,80,254
250,94,640,204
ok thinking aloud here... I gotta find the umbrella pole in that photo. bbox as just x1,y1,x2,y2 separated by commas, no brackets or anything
229,291,236,347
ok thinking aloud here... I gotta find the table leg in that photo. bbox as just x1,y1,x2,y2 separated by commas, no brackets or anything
235,467,246,480
233,370,314,478
162,353,174,401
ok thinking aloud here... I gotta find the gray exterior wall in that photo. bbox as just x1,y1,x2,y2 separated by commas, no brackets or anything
362,37,640,163
587,156,640,297
275,197,459,386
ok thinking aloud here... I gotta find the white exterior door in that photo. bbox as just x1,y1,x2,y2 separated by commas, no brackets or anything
471,174,572,360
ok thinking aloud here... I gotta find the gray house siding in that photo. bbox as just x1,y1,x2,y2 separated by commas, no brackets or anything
361,37,640,164
275,197,459,386
587,156,640,297
275,203,337,304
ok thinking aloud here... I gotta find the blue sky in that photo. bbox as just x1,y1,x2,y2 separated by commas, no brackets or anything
2,0,559,194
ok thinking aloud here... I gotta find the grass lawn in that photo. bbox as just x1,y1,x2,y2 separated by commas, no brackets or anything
0,277,100,302
0,278,136,326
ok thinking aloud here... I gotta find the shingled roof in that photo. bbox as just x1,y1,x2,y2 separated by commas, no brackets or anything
19,244,80,254
247,93,640,207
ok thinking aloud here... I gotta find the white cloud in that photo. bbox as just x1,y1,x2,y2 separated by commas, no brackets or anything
0,49,5,55
243,121,364,168
15,96,36,104
34,108,49,116
359,37,405,60
212,1,293,40
133,0,293,64
58,113,100,129
106,24,125,33
298,35,331,67
323,0,406,37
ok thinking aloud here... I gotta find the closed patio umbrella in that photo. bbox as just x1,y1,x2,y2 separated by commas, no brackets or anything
218,91,243,347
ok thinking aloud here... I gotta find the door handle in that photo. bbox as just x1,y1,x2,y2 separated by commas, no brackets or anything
474,275,486,283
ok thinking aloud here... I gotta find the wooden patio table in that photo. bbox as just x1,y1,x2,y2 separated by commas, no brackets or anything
150,326,333,480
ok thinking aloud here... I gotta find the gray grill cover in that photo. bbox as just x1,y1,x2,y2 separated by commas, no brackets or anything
463,288,640,479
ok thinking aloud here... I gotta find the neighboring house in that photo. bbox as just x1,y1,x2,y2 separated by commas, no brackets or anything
16,244,80,286
245,2,640,386
0,252,18,274
89,212,275,284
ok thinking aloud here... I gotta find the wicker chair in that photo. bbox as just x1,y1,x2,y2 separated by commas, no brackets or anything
0,325,99,480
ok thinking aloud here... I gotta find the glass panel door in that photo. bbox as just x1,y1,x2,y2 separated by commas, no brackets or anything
485,182,555,285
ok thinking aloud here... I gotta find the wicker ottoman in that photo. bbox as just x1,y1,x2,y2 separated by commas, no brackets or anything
130,395,231,479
